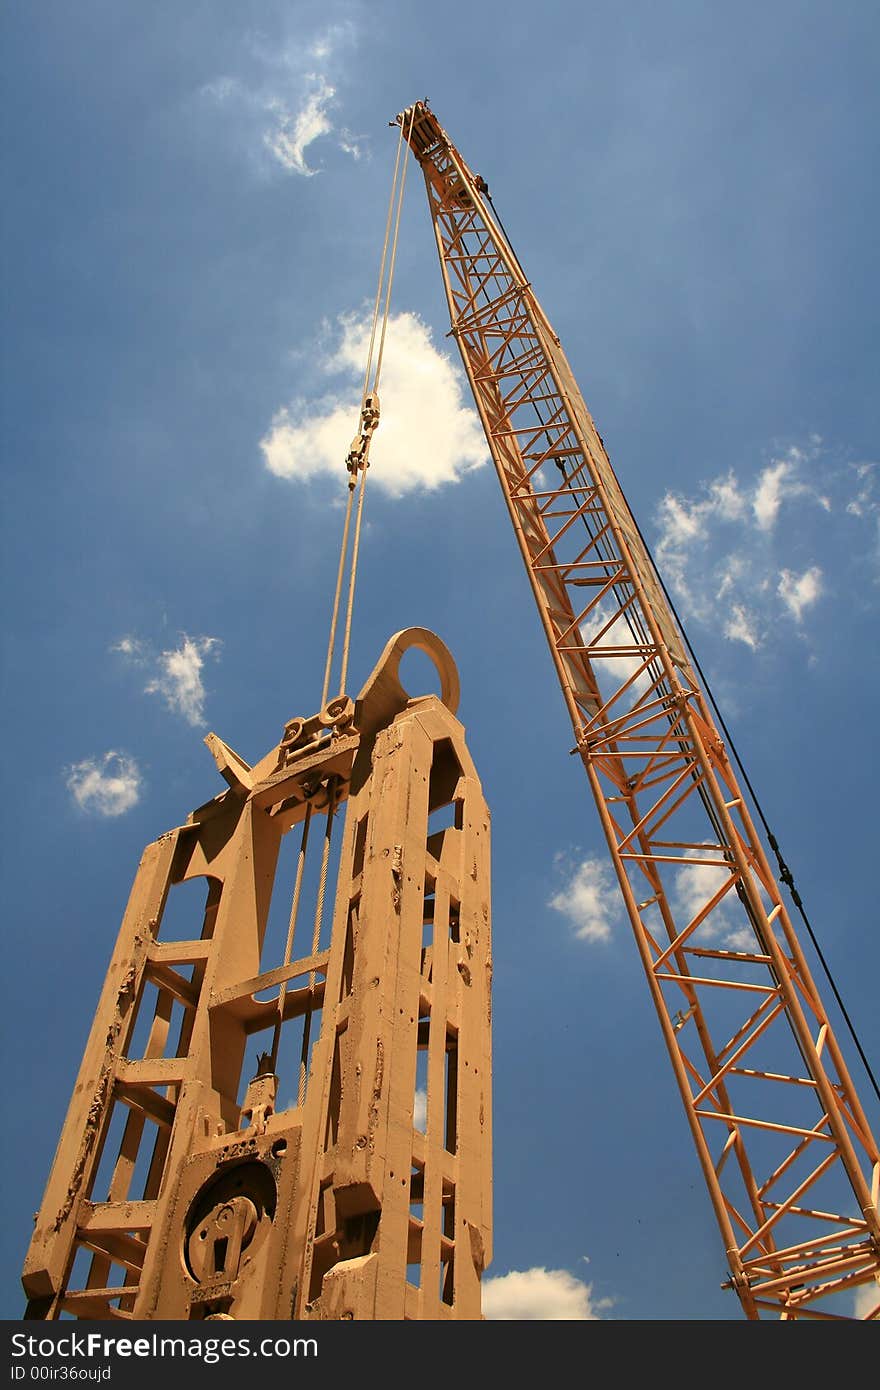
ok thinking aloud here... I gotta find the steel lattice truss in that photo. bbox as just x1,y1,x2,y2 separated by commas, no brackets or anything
400,101,880,1319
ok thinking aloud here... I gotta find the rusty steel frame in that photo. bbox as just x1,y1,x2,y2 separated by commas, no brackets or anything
399,101,880,1320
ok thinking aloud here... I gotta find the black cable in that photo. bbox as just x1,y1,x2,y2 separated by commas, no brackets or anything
479,174,878,1103
485,192,520,275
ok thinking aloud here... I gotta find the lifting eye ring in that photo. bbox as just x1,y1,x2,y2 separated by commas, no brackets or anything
355,626,461,737
386,628,460,711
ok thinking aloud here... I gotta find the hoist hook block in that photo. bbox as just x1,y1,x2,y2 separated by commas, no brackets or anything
355,627,460,741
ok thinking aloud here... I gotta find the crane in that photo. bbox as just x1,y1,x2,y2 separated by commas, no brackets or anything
395,99,880,1320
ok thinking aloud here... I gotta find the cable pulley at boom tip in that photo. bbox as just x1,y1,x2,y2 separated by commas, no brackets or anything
390,97,430,127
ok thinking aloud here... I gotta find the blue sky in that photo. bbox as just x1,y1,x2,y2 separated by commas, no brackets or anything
2,0,878,1320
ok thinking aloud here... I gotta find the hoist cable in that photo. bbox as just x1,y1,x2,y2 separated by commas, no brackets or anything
298,777,339,1107
270,801,313,1072
372,113,413,393
320,487,355,710
322,107,415,704
337,453,369,700
286,114,414,1101
359,114,406,408
320,120,401,707
336,105,415,699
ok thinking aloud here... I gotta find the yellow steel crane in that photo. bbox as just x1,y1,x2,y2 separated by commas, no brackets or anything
396,100,880,1321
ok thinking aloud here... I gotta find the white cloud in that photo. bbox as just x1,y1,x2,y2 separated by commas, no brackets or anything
843,462,880,579
337,128,365,161
651,442,848,648
715,552,747,600
110,634,147,662
724,924,759,952
413,1088,427,1131
655,470,748,618
481,1266,612,1320
673,847,733,941
656,470,747,552
548,855,618,943
263,79,335,176
845,461,878,519
753,458,795,531
753,451,830,531
672,847,772,951
710,472,750,522
66,752,142,817
777,566,823,622
724,603,761,649
261,311,488,497
200,25,364,177
145,635,221,727
114,632,222,727
579,605,653,699
853,1282,879,1319
658,494,706,549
